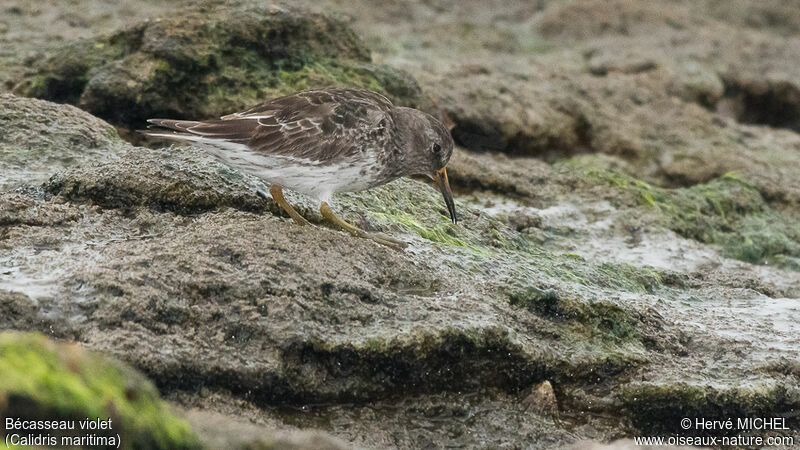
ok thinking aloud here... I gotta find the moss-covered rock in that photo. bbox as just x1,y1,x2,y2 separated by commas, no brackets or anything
577,163,800,269
0,332,199,449
339,177,528,251
13,1,428,127
508,287,640,342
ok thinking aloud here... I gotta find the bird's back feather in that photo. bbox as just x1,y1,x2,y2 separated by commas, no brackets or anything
139,89,396,165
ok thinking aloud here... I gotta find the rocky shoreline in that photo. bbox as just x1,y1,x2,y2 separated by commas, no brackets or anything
1,1,799,448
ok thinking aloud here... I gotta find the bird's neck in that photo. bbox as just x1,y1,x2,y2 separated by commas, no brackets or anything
388,108,424,177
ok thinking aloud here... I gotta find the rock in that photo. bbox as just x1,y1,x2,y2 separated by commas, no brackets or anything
46,145,270,215
13,1,429,127
184,409,352,450
0,331,200,449
0,291,40,330
434,72,643,160
0,93,125,190
450,147,800,269
446,148,565,201
665,60,724,108
1,97,686,421
521,380,559,418
0,191,81,227
576,166,800,268
508,210,543,232
621,382,800,434
535,0,697,40
356,0,800,212
0,93,789,446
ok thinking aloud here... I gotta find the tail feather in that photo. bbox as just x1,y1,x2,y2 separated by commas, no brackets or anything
138,118,256,152
146,119,201,132
138,119,202,140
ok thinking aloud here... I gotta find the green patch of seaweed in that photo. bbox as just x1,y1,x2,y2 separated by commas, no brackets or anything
572,162,800,268
339,178,528,253
594,262,663,293
0,332,199,450
541,254,664,295
369,211,467,247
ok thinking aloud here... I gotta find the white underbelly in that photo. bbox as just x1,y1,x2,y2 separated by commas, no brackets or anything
202,142,380,202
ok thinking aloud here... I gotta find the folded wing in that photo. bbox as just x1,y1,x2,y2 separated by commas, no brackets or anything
141,89,395,164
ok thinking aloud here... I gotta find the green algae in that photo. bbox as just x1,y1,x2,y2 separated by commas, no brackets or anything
369,210,468,247
342,178,670,305
594,262,662,293
539,254,664,295
573,161,800,268
339,178,528,253
344,180,664,347
0,332,199,450
508,286,641,343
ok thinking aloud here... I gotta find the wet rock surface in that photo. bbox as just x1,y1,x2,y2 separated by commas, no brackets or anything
0,93,124,191
2,1,800,449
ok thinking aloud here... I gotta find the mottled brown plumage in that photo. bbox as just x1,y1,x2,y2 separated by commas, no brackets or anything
147,89,400,165
141,88,457,230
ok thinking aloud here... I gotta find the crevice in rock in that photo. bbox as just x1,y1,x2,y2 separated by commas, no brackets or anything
131,334,540,407
129,327,645,410
449,112,596,163
621,383,798,435
716,77,800,133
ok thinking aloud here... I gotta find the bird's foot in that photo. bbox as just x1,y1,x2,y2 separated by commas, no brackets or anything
320,202,407,249
267,185,311,226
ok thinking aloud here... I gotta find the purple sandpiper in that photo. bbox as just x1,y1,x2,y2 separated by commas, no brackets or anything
140,88,456,248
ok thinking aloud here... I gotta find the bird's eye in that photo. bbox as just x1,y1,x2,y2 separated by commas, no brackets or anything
432,143,442,154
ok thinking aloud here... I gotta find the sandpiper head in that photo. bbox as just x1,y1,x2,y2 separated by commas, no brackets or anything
394,107,457,224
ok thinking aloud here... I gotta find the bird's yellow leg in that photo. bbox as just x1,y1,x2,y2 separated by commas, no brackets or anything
320,202,407,249
269,185,311,226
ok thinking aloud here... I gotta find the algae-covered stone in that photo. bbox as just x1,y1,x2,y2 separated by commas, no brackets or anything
4,1,800,447
0,331,199,449
13,1,427,127
577,163,800,268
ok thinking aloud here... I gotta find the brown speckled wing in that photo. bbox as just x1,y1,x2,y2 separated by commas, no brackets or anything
198,88,398,162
